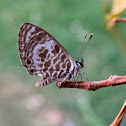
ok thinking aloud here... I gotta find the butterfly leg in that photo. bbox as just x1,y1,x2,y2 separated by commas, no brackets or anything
73,77,78,86
57,73,70,86
58,73,79,86
57,71,77,86
79,71,89,81
78,72,83,81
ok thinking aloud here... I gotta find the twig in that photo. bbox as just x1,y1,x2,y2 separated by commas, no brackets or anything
56,75,126,91
113,18,126,23
110,100,126,126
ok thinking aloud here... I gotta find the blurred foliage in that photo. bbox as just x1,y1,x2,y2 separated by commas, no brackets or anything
106,0,126,29
0,0,126,126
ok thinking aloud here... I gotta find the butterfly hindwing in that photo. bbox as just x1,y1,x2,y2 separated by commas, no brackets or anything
18,23,76,82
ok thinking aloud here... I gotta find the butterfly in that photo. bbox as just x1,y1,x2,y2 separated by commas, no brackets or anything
18,23,85,86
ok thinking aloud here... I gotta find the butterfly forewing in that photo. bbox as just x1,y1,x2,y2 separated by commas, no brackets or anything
18,23,76,82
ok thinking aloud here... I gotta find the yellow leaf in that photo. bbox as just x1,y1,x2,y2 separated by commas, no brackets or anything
106,0,126,29
111,0,126,16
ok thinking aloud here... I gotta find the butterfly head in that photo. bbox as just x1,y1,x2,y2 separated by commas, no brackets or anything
75,57,84,69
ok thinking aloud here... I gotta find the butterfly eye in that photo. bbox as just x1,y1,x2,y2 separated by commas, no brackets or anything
26,60,32,66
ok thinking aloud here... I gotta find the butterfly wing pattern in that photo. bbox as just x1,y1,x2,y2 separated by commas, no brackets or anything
18,23,83,86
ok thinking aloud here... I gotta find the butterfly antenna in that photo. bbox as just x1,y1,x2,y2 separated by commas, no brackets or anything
77,33,93,59
76,33,87,60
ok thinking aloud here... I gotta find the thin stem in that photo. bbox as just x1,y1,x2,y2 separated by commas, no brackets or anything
110,100,126,126
113,18,126,23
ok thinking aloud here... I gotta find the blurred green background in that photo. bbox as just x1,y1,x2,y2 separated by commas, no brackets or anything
0,0,126,126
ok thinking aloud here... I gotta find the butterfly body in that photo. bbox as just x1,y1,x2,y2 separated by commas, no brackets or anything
18,23,84,86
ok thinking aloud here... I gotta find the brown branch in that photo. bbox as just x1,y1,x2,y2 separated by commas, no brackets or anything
110,100,126,126
113,18,126,23
56,75,126,91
